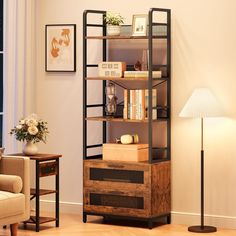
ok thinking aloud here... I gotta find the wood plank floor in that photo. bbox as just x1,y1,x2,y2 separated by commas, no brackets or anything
1,213,236,236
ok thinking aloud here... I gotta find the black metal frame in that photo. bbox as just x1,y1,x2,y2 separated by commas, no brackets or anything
83,8,171,227
83,10,107,160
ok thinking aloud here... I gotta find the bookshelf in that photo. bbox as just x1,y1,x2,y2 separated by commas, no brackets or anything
83,8,171,229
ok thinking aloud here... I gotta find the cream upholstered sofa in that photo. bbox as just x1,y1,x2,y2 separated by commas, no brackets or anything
0,155,30,236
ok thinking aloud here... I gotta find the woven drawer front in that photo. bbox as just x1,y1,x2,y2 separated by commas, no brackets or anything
84,188,150,217
39,161,57,177
84,161,150,190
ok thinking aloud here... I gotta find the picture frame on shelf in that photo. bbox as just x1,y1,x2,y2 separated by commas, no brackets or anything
132,14,148,36
45,24,76,72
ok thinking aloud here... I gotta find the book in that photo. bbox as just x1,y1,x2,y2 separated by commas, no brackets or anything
129,90,133,119
131,90,136,120
123,89,128,119
141,89,145,120
135,90,139,120
124,70,162,78
123,89,157,120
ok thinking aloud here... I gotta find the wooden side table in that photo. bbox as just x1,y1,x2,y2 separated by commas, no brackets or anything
11,153,62,232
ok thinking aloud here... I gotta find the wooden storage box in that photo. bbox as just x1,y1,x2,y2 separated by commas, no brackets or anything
103,143,148,162
98,62,126,77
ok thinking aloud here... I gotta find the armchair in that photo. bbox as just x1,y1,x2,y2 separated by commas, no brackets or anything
0,155,30,236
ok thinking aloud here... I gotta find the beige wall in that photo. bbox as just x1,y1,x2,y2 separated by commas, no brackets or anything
35,0,236,227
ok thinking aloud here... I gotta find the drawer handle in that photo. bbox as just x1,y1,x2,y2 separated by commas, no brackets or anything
109,191,122,195
107,164,124,169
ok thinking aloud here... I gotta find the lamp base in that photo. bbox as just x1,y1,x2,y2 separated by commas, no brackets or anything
188,225,217,233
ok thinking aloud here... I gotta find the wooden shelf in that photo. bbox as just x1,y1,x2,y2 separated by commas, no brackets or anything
30,188,57,196
84,158,164,165
85,116,168,123
86,147,169,163
85,77,167,81
85,35,167,40
25,216,56,225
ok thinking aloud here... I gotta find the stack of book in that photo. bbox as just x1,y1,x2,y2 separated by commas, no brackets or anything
124,70,162,78
123,89,157,120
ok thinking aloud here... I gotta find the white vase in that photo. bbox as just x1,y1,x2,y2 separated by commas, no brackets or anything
23,142,38,156
107,25,121,36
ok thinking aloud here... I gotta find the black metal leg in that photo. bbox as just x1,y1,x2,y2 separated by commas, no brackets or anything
103,216,110,223
23,222,27,229
36,160,40,232
167,214,171,224
83,213,87,223
148,219,153,229
56,159,60,227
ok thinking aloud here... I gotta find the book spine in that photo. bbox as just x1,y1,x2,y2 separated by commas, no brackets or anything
141,89,145,120
123,89,128,119
127,89,130,119
132,90,136,120
129,90,132,119
136,90,139,120
144,89,148,119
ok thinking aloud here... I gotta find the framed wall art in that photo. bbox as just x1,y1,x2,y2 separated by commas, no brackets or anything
45,24,76,72
132,14,148,36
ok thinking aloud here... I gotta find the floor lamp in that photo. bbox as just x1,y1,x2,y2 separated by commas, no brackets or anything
179,88,222,233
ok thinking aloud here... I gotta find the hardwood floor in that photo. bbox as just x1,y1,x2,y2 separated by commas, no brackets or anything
1,213,236,236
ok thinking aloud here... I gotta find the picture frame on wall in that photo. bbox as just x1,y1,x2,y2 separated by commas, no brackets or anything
45,24,76,72
132,14,148,36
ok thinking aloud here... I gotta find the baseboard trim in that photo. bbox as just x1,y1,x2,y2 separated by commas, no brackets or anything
171,211,236,229
39,201,236,229
39,200,83,214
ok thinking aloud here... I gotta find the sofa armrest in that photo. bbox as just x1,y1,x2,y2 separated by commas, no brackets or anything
0,155,30,219
0,174,23,193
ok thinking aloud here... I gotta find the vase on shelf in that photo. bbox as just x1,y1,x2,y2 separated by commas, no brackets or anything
23,141,38,156
107,25,121,36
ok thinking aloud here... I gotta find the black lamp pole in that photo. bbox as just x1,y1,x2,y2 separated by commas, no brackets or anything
188,118,217,233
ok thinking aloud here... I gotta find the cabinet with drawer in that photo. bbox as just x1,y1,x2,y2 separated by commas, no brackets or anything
83,160,170,226
84,160,150,191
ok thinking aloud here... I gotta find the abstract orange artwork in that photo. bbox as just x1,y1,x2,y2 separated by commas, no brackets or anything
46,24,76,72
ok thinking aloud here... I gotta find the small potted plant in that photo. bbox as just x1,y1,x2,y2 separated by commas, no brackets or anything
10,114,49,155
104,11,124,36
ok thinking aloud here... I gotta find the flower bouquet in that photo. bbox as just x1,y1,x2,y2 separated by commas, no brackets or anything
10,114,49,155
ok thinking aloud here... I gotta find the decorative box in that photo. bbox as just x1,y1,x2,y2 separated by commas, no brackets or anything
103,143,148,162
98,62,126,77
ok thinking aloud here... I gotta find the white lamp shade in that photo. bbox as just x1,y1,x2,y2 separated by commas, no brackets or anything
179,88,223,118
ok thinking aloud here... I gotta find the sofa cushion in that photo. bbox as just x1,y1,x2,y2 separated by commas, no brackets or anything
0,174,23,193
0,147,4,160
0,191,25,219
